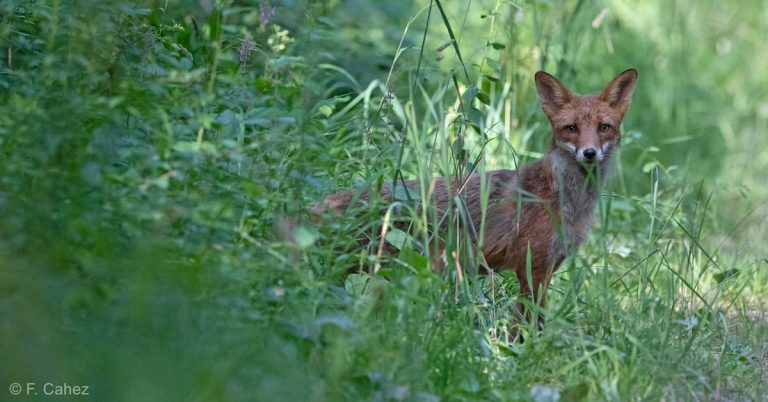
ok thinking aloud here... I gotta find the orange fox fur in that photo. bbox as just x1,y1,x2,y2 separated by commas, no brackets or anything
318,69,637,326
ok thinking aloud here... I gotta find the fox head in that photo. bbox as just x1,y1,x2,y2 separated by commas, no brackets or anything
535,69,637,165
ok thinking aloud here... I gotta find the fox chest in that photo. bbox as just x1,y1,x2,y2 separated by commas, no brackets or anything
481,195,597,270
557,193,598,254
480,202,562,270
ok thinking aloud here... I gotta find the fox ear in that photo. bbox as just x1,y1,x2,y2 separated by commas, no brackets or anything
535,71,573,117
599,68,638,112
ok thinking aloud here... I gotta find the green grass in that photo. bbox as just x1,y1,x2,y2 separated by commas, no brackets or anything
1,0,766,401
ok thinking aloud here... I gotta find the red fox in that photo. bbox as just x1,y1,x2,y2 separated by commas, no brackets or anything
317,69,637,330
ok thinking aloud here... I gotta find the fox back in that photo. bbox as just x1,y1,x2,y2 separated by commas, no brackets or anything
318,69,638,328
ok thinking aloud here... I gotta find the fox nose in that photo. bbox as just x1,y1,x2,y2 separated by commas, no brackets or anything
583,148,597,161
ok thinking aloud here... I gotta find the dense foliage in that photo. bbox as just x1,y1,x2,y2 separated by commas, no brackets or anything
1,0,766,400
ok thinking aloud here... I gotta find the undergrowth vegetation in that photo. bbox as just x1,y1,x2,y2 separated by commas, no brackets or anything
1,0,766,400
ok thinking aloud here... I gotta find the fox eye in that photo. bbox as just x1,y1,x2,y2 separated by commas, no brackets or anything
564,124,578,133
598,123,611,132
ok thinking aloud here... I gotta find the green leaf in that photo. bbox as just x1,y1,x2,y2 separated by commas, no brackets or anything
476,90,491,106
468,106,485,136
642,161,658,173
254,77,272,92
344,274,388,297
486,58,502,72
561,383,589,402
318,105,333,117
316,16,338,28
208,9,222,41
200,114,214,129
610,200,636,212
314,312,354,330
713,268,740,284
385,227,411,250
293,225,319,249
268,56,305,69
461,85,479,108
173,141,217,155
344,274,370,297
488,42,506,50
498,342,524,357
398,247,429,274
240,181,266,197
392,185,420,201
